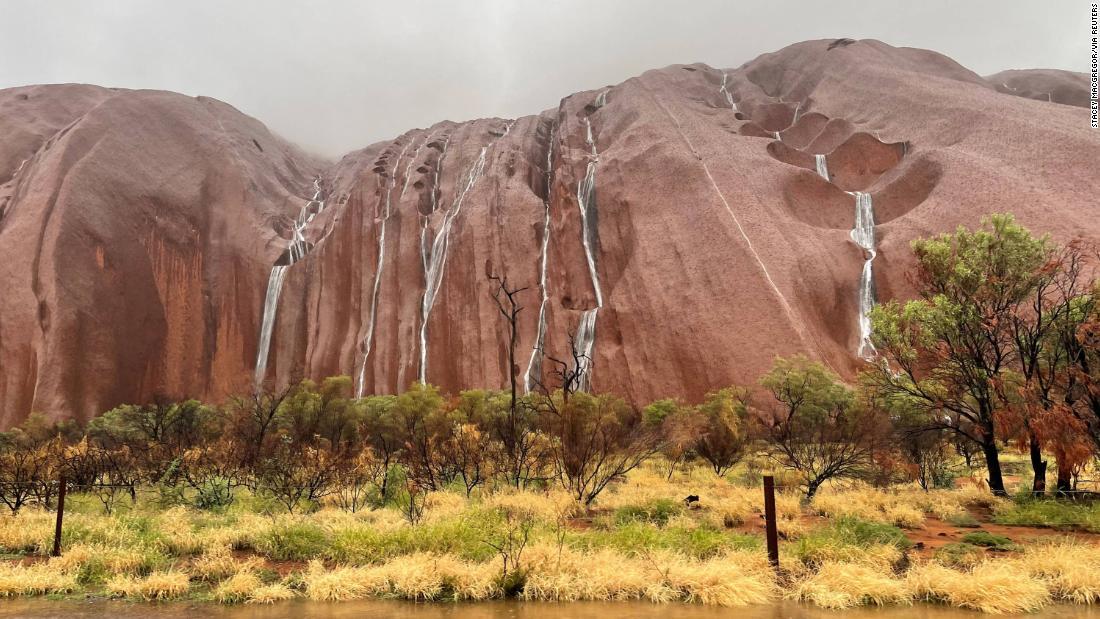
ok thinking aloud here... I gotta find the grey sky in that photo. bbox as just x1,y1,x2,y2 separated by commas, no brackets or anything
1,1,1085,157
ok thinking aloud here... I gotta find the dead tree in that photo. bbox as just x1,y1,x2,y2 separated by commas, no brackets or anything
487,266,529,417
486,265,532,486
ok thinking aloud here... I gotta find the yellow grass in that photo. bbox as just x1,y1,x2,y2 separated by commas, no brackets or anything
521,543,775,606
1020,540,1100,603
106,570,190,601
791,561,913,608
0,510,54,553
248,583,297,604
190,547,264,582
483,489,582,521
50,542,150,575
0,563,77,596
908,561,1051,614
214,571,263,603
302,560,371,601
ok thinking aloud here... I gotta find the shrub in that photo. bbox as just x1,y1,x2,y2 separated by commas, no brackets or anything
960,531,1016,551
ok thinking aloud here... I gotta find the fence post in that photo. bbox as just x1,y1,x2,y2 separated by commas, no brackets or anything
51,473,66,557
763,475,779,569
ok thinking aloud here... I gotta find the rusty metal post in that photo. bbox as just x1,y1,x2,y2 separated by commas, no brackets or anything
51,473,66,557
763,475,779,568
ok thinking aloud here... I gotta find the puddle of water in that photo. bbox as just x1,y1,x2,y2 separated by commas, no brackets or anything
1,600,1099,619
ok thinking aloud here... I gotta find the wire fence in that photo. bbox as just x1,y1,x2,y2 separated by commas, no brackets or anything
3,474,1100,564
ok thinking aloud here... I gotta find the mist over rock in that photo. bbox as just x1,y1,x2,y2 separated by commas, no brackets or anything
1,39,1097,425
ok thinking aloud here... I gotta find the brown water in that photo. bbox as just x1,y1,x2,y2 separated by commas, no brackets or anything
0,601,1098,619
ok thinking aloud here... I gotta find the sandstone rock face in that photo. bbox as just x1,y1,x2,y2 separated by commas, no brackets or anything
987,69,1094,108
2,39,1098,425
0,85,322,425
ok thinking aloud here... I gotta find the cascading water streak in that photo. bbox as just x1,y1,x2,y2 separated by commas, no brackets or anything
355,140,415,398
253,266,288,385
814,154,829,181
523,125,555,394
850,191,877,360
773,131,782,141
418,123,512,384
574,92,608,391
254,178,326,386
718,72,738,112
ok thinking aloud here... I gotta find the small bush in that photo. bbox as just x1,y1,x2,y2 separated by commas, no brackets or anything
960,531,1016,551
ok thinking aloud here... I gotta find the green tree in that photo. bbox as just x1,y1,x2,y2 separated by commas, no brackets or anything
867,214,1051,496
539,390,659,506
760,356,879,500
388,383,450,491
693,388,752,477
277,376,358,449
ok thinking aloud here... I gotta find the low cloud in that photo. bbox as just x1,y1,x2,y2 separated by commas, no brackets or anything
1,0,1082,156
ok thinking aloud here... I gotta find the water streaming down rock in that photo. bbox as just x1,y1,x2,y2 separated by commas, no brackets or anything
849,191,877,360
254,179,325,385
814,154,829,181
420,136,451,277
354,140,415,398
253,266,288,385
418,123,512,384
574,92,608,392
719,72,738,112
773,131,782,141
523,125,555,393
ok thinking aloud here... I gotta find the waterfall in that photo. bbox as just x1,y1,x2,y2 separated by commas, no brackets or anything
773,131,782,141
814,154,829,181
578,118,604,308
421,137,451,275
574,92,608,391
523,125,554,393
418,123,512,384
354,140,415,398
253,266,288,385
254,178,326,386
719,72,738,112
849,191,877,360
